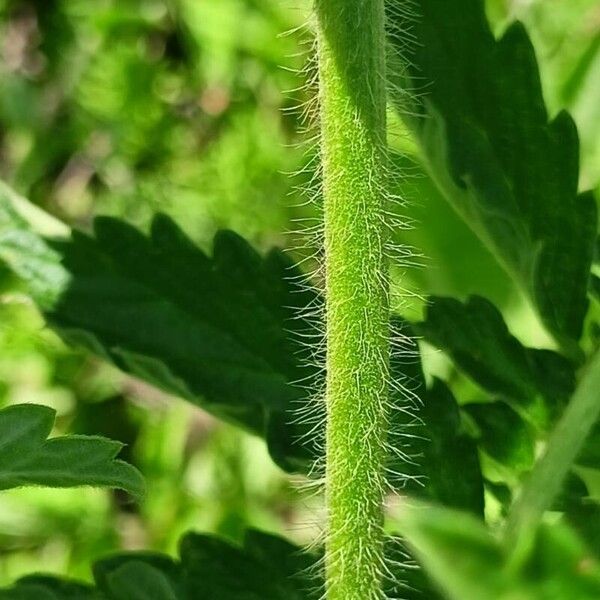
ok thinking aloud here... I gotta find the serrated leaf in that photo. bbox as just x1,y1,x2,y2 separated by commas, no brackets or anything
388,0,597,347
48,216,320,437
418,295,574,427
0,404,144,498
241,529,319,595
1,528,441,599
0,186,427,480
0,185,322,471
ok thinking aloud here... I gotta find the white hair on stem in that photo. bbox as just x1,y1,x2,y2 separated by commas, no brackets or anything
274,1,427,598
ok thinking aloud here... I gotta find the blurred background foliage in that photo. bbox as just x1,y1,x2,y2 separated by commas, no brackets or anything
0,0,598,585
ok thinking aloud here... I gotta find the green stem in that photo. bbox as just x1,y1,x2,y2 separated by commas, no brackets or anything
505,349,600,564
315,1,389,598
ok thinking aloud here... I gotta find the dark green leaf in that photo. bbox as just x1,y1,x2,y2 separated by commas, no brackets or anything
94,554,183,600
421,379,484,515
0,527,449,599
0,187,426,481
50,216,320,437
0,187,321,471
566,500,600,558
418,295,574,427
0,576,100,600
578,423,600,469
592,275,600,303
466,402,535,473
0,404,144,498
387,319,428,490
557,475,600,555
388,0,597,346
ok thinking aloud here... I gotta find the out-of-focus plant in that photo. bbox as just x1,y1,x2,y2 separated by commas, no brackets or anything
0,0,598,598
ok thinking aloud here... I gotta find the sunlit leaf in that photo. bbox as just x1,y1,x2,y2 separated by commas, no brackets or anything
0,404,143,498
388,0,597,348
418,295,574,427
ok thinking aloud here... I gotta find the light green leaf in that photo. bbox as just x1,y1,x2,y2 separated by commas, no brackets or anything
395,501,509,600
396,501,600,600
0,404,144,498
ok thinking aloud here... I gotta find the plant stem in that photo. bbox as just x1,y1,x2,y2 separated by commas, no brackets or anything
315,1,389,598
505,349,600,564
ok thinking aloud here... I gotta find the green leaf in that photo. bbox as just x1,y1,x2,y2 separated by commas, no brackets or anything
94,554,183,600
241,529,320,597
50,216,320,435
592,275,600,303
396,501,600,600
521,521,600,598
421,379,484,515
0,403,144,498
0,527,443,599
0,186,427,481
418,295,574,427
388,0,597,347
395,501,508,599
567,500,600,558
2,530,322,599
0,576,100,600
386,319,429,490
465,402,535,474
179,529,321,600
558,475,600,555
0,185,321,471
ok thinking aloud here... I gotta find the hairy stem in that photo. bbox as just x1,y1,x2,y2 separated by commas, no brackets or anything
505,349,600,565
315,1,389,598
